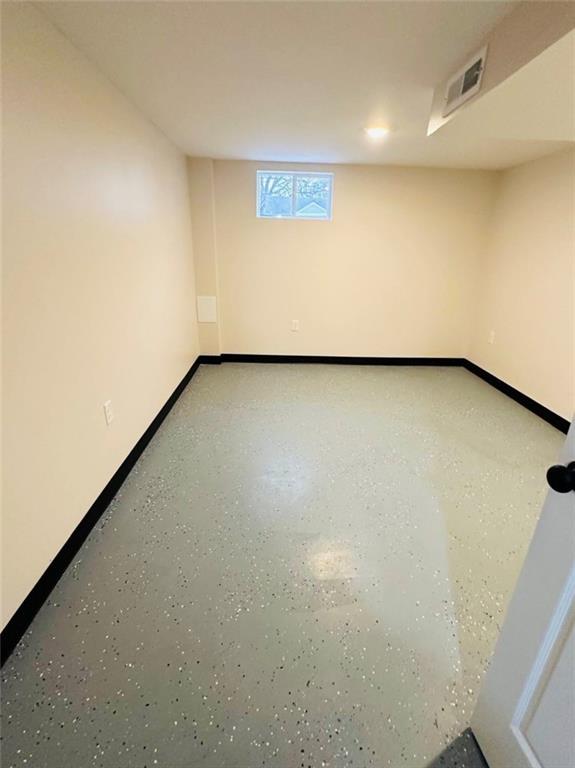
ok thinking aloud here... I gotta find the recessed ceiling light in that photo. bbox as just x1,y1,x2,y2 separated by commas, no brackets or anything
365,126,390,140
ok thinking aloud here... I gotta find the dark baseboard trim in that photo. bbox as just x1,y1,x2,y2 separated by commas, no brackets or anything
463,360,570,434
220,354,465,366
2,353,568,665
218,354,569,433
1,356,205,666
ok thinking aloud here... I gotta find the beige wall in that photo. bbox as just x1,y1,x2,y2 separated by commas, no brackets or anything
194,156,573,417
3,3,573,632
208,160,496,357
470,148,575,421
188,158,221,356
1,3,199,628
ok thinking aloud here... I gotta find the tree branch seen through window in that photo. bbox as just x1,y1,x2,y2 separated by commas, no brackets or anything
257,171,333,220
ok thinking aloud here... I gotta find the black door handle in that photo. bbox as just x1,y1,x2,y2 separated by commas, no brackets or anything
546,462,575,493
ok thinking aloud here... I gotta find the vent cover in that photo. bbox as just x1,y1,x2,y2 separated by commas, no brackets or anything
443,46,487,117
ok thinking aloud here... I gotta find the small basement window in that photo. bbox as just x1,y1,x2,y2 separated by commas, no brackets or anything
257,171,333,220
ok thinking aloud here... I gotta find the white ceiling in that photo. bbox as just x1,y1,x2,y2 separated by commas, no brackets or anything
38,1,573,169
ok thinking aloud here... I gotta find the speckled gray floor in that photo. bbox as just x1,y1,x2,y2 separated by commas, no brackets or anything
1,364,562,768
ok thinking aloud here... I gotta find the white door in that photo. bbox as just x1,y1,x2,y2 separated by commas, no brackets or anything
472,421,575,768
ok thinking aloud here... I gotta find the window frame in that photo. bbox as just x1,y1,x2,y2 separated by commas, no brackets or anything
256,170,334,221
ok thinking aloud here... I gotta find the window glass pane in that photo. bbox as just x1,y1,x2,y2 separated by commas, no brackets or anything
294,175,331,219
256,171,333,220
258,173,293,217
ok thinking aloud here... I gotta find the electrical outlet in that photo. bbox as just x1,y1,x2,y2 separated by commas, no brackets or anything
103,400,114,426
488,330,496,345
291,320,299,332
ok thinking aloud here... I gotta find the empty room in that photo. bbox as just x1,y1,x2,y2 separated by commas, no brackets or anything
1,2,574,767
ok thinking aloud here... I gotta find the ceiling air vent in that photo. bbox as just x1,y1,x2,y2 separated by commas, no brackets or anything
443,46,487,117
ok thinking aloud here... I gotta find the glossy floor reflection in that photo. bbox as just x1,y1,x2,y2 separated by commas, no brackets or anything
1,364,563,768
